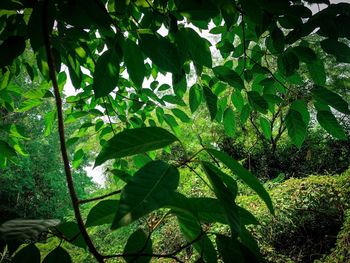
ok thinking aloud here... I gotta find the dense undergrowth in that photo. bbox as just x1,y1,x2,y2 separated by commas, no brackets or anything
32,169,350,263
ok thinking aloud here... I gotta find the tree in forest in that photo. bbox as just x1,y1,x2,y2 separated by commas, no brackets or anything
0,0,350,262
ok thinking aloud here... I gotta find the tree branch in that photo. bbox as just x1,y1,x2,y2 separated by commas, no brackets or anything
79,190,122,205
42,1,103,262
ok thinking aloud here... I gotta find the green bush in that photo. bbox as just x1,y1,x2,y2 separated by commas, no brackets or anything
317,209,350,263
238,172,350,263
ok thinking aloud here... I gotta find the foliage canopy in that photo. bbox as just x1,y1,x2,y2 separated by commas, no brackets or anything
1,0,350,262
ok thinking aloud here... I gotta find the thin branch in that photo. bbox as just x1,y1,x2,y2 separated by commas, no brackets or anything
103,98,116,135
186,164,215,193
103,232,206,262
241,13,247,76
42,1,103,262
176,148,204,168
79,190,122,205
248,56,290,92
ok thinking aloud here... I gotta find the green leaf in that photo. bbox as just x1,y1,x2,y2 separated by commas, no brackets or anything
317,110,347,140
311,86,350,114
0,36,26,68
203,86,218,121
44,110,56,136
43,247,72,263
247,91,268,114
112,161,179,229
0,219,60,241
189,84,202,113
123,229,152,263
216,234,261,263
321,39,350,63
0,140,17,159
271,27,285,53
171,108,191,123
177,0,219,21
259,117,271,139
240,104,251,124
277,50,299,77
307,58,326,85
231,90,244,111
13,244,40,263
85,200,118,227
139,33,181,73
292,46,317,63
123,38,146,88
201,162,240,235
290,99,310,125
93,49,120,98
55,222,86,249
285,109,307,148
206,149,274,215
216,235,245,263
95,127,178,167
175,28,212,68
175,211,217,263
223,107,236,137
213,66,244,90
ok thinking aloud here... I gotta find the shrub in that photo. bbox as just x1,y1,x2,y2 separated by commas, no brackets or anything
238,172,350,263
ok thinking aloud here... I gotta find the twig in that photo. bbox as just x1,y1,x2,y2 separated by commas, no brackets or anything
103,232,206,262
42,1,103,262
186,164,215,192
241,13,247,76
79,190,122,204
103,98,116,135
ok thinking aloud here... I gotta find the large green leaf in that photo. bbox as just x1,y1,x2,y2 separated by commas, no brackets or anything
271,27,285,53
189,84,202,113
175,210,217,263
247,91,268,114
201,162,241,235
292,46,317,63
259,117,271,139
311,86,350,114
203,86,218,121
290,99,310,125
175,28,212,68
95,127,178,167
42,247,72,263
213,66,244,90
55,222,86,249
307,58,326,85
321,39,350,63
13,244,40,263
285,109,307,148
206,149,274,215
231,90,244,111
111,161,179,229
223,107,236,137
93,49,120,98
0,219,60,241
0,36,26,68
216,234,261,263
123,229,152,263
171,108,191,123
277,50,299,77
176,0,219,21
166,193,258,226
123,38,146,88
139,33,182,73
85,200,118,227
216,235,245,263
317,110,347,140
